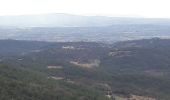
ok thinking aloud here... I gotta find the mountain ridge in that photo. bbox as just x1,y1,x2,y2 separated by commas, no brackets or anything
1,13,170,27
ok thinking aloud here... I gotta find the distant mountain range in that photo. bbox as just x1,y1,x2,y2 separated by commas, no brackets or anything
0,13,170,27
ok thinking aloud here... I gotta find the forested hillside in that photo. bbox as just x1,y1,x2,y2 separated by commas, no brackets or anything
0,38,170,100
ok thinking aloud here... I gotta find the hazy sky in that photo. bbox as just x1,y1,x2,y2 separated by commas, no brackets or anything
0,0,170,18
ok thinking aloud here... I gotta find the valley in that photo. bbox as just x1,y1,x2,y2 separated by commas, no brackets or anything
1,24,170,43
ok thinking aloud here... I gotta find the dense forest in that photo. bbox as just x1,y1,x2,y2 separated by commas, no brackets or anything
0,38,170,100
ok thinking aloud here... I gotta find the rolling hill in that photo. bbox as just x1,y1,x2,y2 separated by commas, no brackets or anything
0,38,170,99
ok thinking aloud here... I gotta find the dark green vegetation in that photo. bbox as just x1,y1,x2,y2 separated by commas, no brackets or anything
0,38,170,100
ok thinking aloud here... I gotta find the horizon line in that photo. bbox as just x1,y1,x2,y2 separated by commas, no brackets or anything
0,13,170,19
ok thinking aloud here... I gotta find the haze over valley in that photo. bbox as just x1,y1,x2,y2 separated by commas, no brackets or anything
1,13,170,43
1,0,170,99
